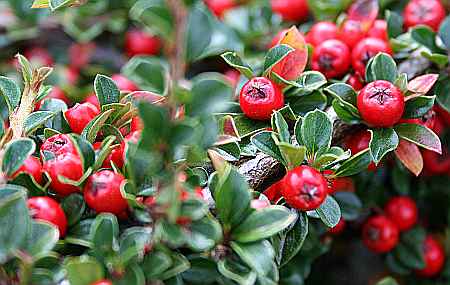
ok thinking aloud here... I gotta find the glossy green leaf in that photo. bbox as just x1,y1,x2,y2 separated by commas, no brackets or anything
365,53,397,83
263,44,294,75
376,277,399,285
300,109,332,154
333,192,362,221
94,74,120,107
186,5,213,62
142,249,173,279
315,196,341,228
231,240,274,276
218,259,257,285
334,149,372,177
276,212,308,267
2,138,36,176
386,10,403,38
129,0,173,38
369,128,399,165
64,256,104,285
251,131,284,162
394,123,441,154
325,82,357,105
221,52,253,78
439,16,450,49
24,221,59,257
272,111,290,143
61,194,86,226
90,213,119,254
122,56,168,95
403,96,435,119
81,109,114,143
277,143,306,170
435,76,450,112
0,76,21,112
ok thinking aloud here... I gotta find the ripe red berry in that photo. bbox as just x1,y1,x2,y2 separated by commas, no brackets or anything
27,196,68,237
357,80,405,127
69,42,96,69
384,196,418,232
434,105,450,127
328,218,346,235
111,74,139,92
11,156,43,184
204,0,237,18
399,110,436,130
352,38,392,77
344,130,377,171
404,0,446,32
271,0,309,22
337,20,366,49
44,153,83,196
422,149,450,175
368,20,389,42
64,102,100,134
362,215,399,253
91,280,112,285
347,74,365,91
83,93,100,110
24,47,53,66
102,145,124,169
306,21,338,47
281,165,328,211
125,29,161,57
41,134,78,158
415,236,445,277
84,170,128,215
239,77,284,120
312,39,350,79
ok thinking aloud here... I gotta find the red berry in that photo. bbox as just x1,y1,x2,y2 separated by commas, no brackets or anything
344,130,377,171
263,179,284,202
415,236,445,277
352,37,392,77
83,93,100,110
11,156,43,184
91,280,112,285
27,196,68,237
324,170,355,194
239,77,284,120
271,0,309,22
306,22,338,47
399,110,436,130
204,0,237,18
102,145,124,169
111,74,139,92
44,153,83,197
368,20,389,42
64,102,100,134
312,39,350,79
41,134,78,158
84,170,128,215
24,47,53,66
434,104,450,127
328,218,346,235
357,80,405,127
337,20,366,49
422,149,450,175
404,0,446,32
384,196,418,231
69,42,96,69
362,215,399,253
125,29,161,57
36,87,71,109
281,165,328,211
347,74,365,91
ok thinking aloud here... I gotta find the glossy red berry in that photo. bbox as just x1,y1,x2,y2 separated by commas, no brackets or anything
11,156,43,184
84,170,128,215
306,21,338,47
281,165,328,211
328,218,346,235
357,80,404,127
404,0,446,32
352,37,392,77
24,47,53,66
41,134,78,158
347,74,365,91
415,236,445,277
27,196,68,237
312,39,350,79
422,149,450,175
344,130,376,171
337,20,366,49
64,102,100,134
239,77,284,120
83,93,100,110
44,153,83,196
69,42,96,68
384,196,418,232
91,280,113,285
111,74,139,92
434,105,450,127
204,0,237,18
102,145,124,169
368,20,389,42
362,215,399,253
125,29,161,57
271,0,309,22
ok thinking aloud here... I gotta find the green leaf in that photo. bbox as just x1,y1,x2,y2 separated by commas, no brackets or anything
81,109,114,143
365,53,398,83
16,54,33,84
2,138,36,176
181,257,218,284
119,227,152,265
300,109,332,154
272,111,290,143
233,115,268,138
61,194,86,227
24,221,59,257
142,249,173,279
376,277,399,285
69,134,95,172
315,195,341,228
0,76,21,113
393,227,426,270
411,25,441,53
122,56,168,95
94,74,120,108
438,16,450,49
231,240,274,276
114,264,145,285
288,91,328,116
276,212,308,267
277,143,306,170
331,99,361,124
186,5,213,62
217,259,257,285
435,76,450,112
403,96,435,119
221,52,253,78
334,149,372,177
386,10,403,38
394,123,441,154
333,192,362,221
129,0,173,39
421,51,449,66
90,213,119,254
250,131,284,162
284,71,328,96
159,253,190,280
369,128,399,165
24,111,55,135
232,205,296,243
187,216,223,251
263,44,294,76
64,256,104,285
324,83,357,105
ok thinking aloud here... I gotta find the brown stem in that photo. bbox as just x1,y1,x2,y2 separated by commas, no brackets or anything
9,84,35,140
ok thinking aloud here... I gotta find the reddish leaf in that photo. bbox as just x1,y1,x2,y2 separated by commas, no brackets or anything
221,115,240,138
407,74,439,94
347,0,379,31
128,91,165,105
271,26,308,81
394,139,423,176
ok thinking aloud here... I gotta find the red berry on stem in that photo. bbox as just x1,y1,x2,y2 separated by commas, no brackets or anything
11,156,43,184
239,77,284,120
404,0,446,32
281,165,328,211
27,196,68,237
204,0,237,18
344,130,377,171
415,236,445,277
384,196,418,231
64,102,100,134
337,20,366,49
84,170,128,215
306,21,338,47
125,29,161,57
44,153,83,197
352,38,392,78
347,74,365,91
312,39,350,79
111,74,139,92
83,93,100,110
368,20,389,42
271,0,309,22
41,134,78,157
362,215,399,253
357,80,405,127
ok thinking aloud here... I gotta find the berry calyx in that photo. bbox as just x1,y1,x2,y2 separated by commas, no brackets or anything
281,165,328,211
83,170,128,215
357,80,405,127
352,38,392,77
368,20,388,42
271,0,309,22
41,134,78,158
312,39,350,79
362,215,399,253
384,196,418,232
43,153,83,196
239,77,284,120
64,102,100,134
344,130,377,171
306,21,338,47
111,74,139,92
27,196,68,237
11,156,43,184
404,0,446,32
125,29,161,57
415,235,445,277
